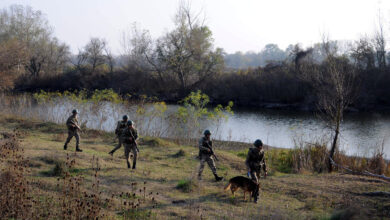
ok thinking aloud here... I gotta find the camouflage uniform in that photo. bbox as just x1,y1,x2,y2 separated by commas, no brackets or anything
197,137,218,179
109,120,128,155
245,147,267,184
64,114,80,150
121,127,138,169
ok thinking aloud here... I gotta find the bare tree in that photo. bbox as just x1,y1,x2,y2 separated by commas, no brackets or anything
82,38,107,72
0,39,27,90
297,37,357,172
45,38,70,75
120,22,152,70
0,5,70,77
104,47,115,74
74,48,88,71
122,2,224,95
373,11,386,70
351,37,375,70
316,55,357,172
154,2,223,94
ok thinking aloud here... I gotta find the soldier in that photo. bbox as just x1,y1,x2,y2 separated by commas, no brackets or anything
245,139,268,184
198,130,223,181
63,109,83,152
121,120,138,169
109,115,128,156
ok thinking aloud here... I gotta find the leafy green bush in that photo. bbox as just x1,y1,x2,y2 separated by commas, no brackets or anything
90,89,122,103
174,90,234,142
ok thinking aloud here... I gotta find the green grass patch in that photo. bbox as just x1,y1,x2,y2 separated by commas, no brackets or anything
236,150,247,159
141,136,177,148
172,149,186,158
120,209,155,220
218,164,229,172
328,208,359,220
38,155,59,165
266,149,294,173
176,179,197,193
41,161,67,177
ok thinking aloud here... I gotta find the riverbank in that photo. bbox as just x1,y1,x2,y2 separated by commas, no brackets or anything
1,114,389,219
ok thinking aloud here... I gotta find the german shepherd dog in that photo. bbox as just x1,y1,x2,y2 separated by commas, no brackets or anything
224,176,260,202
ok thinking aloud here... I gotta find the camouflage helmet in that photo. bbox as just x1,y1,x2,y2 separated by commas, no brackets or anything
122,115,129,120
127,120,133,126
254,139,263,148
204,130,211,136
72,109,78,114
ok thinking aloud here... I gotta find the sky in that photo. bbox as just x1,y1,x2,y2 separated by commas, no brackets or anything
0,0,389,54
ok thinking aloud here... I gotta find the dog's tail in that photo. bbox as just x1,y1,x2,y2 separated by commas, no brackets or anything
224,183,231,191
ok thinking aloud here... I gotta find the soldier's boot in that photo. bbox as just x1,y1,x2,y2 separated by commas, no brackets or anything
132,161,136,169
76,146,83,152
63,144,68,150
214,173,223,182
254,194,259,204
127,161,131,169
108,150,114,156
253,185,260,203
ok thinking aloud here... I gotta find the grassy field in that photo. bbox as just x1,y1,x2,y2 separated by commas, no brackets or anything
0,114,389,219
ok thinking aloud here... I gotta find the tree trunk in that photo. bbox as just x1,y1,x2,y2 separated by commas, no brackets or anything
328,109,341,172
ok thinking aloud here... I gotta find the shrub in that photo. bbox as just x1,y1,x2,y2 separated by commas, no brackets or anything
368,150,386,175
266,149,293,173
50,161,67,177
0,133,31,219
329,208,360,220
172,149,186,158
176,179,197,193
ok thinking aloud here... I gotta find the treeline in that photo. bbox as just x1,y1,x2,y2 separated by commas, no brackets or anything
223,41,347,69
1,4,389,110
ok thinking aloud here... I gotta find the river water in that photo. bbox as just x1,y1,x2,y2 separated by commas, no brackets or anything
213,108,390,158
1,94,389,158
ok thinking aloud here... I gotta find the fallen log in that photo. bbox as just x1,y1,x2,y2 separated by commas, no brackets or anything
329,157,390,182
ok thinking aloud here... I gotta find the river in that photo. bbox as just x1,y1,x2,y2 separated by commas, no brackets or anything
213,108,390,158
1,94,389,158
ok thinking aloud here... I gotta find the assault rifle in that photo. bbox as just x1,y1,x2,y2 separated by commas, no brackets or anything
69,122,82,132
129,130,140,152
205,141,218,161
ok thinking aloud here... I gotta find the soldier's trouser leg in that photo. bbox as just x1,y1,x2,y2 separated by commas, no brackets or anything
64,130,75,148
198,155,217,179
124,144,131,168
198,156,206,179
109,137,122,154
249,168,260,184
74,131,80,148
249,167,260,202
206,156,217,175
131,145,137,169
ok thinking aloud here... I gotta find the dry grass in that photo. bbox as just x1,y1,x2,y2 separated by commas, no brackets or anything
0,114,389,219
